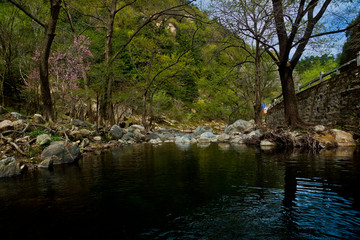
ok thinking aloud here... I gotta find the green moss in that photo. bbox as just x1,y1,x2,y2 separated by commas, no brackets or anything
29,129,48,138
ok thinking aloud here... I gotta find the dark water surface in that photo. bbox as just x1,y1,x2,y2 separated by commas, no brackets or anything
1,143,360,239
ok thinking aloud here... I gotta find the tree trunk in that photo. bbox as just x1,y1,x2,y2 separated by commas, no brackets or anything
142,93,148,131
100,0,116,125
279,63,303,128
39,0,62,121
253,43,263,128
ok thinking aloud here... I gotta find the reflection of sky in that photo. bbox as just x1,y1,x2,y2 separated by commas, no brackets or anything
293,177,360,239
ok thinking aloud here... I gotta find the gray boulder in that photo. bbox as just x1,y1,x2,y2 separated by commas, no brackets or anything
128,124,145,133
248,130,263,138
133,130,145,141
41,141,81,165
122,132,134,141
71,119,92,127
38,155,61,169
109,125,123,140
200,132,215,138
232,119,254,132
11,112,25,119
33,114,45,124
193,126,213,136
0,157,26,178
147,132,160,140
79,129,91,138
36,134,51,146
217,133,230,142
224,125,235,134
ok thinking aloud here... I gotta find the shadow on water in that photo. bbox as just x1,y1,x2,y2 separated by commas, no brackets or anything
0,143,359,239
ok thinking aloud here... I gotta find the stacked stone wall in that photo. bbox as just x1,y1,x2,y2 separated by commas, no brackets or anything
266,66,360,129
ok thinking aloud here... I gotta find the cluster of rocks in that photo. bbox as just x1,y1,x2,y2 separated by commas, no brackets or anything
0,106,357,178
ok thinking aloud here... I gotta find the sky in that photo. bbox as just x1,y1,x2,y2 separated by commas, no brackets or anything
193,0,359,57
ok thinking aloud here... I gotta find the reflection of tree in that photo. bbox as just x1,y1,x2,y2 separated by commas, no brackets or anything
283,164,296,208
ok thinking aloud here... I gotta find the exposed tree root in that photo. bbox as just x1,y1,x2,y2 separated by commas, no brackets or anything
264,129,321,150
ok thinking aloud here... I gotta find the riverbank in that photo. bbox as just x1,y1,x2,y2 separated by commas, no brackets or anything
0,109,358,178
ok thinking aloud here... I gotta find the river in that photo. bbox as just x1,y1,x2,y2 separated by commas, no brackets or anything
1,143,359,239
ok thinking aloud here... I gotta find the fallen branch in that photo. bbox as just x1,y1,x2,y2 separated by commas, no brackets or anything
30,123,52,132
0,133,26,156
21,122,30,133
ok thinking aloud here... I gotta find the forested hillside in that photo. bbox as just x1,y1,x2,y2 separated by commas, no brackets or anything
0,0,280,129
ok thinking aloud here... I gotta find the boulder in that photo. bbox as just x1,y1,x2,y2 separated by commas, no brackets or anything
193,126,213,136
128,124,145,133
314,132,337,149
38,155,61,169
12,120,24,130
41,141,81,165
79,129,91,138
260,140,276,147
232,119,254,133
224,125,235,134
331,129,356,147
80,138,90,148
71,119,92,127
11,112,25,119
33,114,45,124
200,131,215,138
133,129,145,141
149,138,162,144
147,132,160,140
122,132,134,141
0,105,8,114
36,134,51,146
0,157,26,178
109,125,123,140
314,125,326,133
217,133,230,142
69,130,82,140
93,136,102,141
248,130,263,138
0,120,13,131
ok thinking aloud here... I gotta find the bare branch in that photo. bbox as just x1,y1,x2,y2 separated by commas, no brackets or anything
7,0,46,28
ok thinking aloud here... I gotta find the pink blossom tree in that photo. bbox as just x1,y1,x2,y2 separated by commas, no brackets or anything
25,35,93,116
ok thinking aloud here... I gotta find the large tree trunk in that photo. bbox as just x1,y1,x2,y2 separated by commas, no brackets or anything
100,0,116,126
253,44,262,128
39,0,62,121
278,63,303,128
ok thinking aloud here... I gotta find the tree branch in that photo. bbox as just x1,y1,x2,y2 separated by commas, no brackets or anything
7,0,46,28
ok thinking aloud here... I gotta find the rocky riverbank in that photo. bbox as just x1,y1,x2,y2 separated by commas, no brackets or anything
0,107,358,178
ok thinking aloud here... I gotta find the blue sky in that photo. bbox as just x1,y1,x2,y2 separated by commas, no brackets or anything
193,0,359,57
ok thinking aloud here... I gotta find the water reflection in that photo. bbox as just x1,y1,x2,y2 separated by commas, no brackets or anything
0,144,359,240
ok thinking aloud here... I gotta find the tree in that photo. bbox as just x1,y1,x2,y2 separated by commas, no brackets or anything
340,10,360,64
210,0,275,127
128,19,198,130
76,0,198,126
8,0,62,121
267,0,359,128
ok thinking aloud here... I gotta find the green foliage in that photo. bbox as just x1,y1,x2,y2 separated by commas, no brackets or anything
339,10,360,65
295,54,339,85
50,136,63,142
29,129,48,138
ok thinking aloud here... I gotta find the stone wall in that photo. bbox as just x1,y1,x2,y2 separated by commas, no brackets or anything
266,66,360,129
